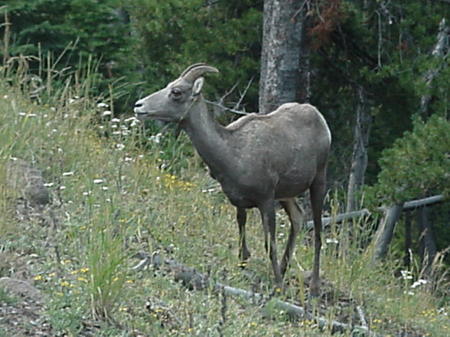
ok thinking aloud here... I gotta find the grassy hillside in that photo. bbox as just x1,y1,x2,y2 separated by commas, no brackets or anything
0,76,449,336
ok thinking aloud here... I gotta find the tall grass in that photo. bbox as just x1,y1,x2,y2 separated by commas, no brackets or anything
86,215,128,320
0,47,449,336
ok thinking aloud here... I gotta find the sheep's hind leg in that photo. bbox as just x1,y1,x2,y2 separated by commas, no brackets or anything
309,169,327,298
259,200,283,287
280,198,302,276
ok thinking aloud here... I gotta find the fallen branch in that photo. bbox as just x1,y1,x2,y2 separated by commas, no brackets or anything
132,252,380,336
357,305,368,328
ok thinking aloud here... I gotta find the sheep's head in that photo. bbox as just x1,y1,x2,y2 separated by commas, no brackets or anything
134,63,218,122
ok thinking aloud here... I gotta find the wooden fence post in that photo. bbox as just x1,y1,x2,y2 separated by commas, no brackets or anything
371,203,404,262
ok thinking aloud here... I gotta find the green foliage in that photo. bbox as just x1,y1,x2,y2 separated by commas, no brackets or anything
5,0,131,68
369,114,450,203
2,0,139,110
126,0,262,111
311,0,449,183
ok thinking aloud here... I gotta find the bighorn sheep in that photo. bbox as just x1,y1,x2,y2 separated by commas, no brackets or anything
134,64,331,296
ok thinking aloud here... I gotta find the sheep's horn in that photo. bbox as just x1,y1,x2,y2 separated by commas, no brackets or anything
181,63,219,83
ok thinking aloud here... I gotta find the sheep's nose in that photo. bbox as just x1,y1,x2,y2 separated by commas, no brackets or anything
134,102,143,108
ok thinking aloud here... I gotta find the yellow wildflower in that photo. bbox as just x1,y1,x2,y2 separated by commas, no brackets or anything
60,280,72,287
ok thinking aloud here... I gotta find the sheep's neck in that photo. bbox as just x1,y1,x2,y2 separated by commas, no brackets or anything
182,99,233,180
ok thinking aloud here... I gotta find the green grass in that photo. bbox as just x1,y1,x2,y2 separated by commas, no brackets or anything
0,71,449,336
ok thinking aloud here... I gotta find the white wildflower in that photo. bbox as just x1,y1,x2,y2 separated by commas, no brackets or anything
97,102,109,108
93,179,104,184
149,133,162,144
18,112,27,116
82,191,92,196
62,171,74,176
102,186,109,191
202,188,217,193
400,270,413,280
124,157,133,162
326,238,339,244
116,144,125,150
411,279,428,289
124,117,137,123
438,308,448,316
102,110,112,117
43,182,54,187
130,119,140,127
111,118,121,123
59,186,66,190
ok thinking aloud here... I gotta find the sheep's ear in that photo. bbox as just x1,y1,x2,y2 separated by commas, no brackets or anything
192,77,204,96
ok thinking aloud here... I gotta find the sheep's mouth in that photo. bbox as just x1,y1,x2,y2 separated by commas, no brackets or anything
135,111,172,122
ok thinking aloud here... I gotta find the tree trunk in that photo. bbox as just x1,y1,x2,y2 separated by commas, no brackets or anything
259,0,305,114
420,18,449,118
297,6,312,103
372,204,403,262
346,86,372,212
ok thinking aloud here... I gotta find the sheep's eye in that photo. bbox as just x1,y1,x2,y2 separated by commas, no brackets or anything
171,88,182,98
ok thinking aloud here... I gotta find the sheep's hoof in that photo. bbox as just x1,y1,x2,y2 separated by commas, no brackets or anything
238,250,251,267
308,281,321,299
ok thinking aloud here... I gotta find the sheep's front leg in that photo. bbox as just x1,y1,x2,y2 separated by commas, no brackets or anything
259,200,282,286
236,207,251,262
